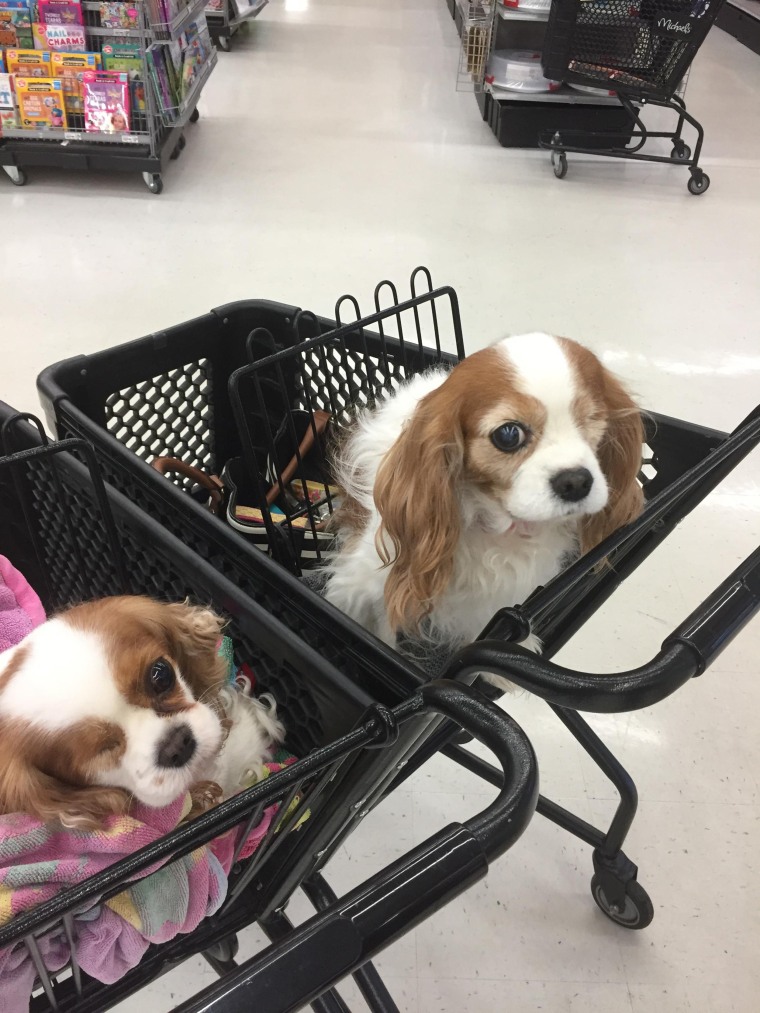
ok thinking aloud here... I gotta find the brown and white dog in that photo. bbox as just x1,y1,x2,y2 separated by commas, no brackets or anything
324,333,644,658
0,597,284,828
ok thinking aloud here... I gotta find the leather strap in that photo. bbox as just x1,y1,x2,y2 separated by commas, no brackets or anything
265,410,331,506
151,457,224,515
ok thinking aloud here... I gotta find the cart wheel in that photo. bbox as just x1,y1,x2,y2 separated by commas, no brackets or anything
170,133,186,159
687,172,710,196
671,141,691,161
189,107,200,124
142,172,163,195
204,934,239,963
590,874,654,930
217,34,231,51
7,166,27,186
552,151,568,179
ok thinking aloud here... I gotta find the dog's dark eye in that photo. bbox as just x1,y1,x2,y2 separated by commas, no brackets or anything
491,423,528,453
147,659,175,696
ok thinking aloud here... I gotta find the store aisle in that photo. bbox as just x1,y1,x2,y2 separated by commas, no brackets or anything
3,3,760,1012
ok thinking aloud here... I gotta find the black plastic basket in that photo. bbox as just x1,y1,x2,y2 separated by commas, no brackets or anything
0,405,539,1013
36,271,760,934
542,0,725,101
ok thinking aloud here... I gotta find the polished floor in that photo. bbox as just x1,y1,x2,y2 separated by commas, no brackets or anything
4,2,760,1012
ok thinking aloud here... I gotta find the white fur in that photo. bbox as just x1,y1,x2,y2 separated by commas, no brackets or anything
209,686,286,797
324,334,609,653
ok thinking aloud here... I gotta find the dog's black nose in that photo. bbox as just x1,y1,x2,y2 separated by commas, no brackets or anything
157,724,196,769
551,467,593,503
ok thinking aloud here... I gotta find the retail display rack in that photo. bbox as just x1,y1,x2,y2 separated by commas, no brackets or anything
451,0,640,147
0,1,217,193
204,0,266,51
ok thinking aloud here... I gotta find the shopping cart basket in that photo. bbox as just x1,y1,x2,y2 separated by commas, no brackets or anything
539,0,726,193
0,404,539,1013
37,269,760,931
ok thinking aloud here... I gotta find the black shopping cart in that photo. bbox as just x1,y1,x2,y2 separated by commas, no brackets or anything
0,406,539,1013
37,269,760,935
539,0,726,193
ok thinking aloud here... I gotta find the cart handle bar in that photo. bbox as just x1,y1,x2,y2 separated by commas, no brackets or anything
448,543,760,713
174,681,538,1013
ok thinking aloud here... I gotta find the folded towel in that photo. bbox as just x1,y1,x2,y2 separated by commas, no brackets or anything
0,556,45,654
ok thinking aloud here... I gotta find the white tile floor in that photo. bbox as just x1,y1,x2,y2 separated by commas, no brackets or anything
3,2,760,1011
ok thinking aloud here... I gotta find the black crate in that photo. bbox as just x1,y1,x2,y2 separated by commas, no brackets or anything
38,282,465,706
38,275,733,676
488,94,635,148
542,0,724,101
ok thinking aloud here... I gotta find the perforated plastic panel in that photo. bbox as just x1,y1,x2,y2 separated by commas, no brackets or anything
105,358,215,489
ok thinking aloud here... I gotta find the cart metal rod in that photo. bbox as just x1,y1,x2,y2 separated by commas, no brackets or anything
171,682,539,1013
449,542,760,713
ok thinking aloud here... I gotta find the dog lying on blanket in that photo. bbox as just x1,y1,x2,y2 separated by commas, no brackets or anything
0,596,285,827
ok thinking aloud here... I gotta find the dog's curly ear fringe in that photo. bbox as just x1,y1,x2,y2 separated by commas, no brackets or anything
164,602,228,701
581,380,645,556
374,393,464,637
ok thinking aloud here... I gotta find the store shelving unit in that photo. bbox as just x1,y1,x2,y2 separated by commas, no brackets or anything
452,1,641,147
717,0,760,55
0,0,217,193
204,0,267,51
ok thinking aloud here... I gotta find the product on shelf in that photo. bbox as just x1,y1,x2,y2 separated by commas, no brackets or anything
146,21,209,117
568,81,617,97
51,50,101,114
32,20,87,49
101,39,143,71
0,70,17,131
501,0,551,10
485,50,561,93
82,68,130,132
15,75,66,127
38,0,83,24
6,47,53,76
0,3,33,48
99,2,140,29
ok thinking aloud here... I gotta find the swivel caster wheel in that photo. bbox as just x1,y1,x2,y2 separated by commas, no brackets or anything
671,140,691,161
189,107,200,124
6,166,27,186
590,873,654,929
552,150,568,179
217,35,231,51
687,171,710,196
142,172,164,195
170,134,186,159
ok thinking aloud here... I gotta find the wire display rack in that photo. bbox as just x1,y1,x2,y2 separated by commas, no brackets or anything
37,269,760,935
0,1,216,194
204,0,267,51
0,405,539,1012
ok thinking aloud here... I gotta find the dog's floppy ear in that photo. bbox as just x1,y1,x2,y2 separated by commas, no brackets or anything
0,736,129,830
580,368,644,554
374,387,464,637
163,602,228,701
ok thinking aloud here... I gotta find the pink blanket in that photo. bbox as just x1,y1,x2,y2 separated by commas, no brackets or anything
0,757,295,1013
0,556,45,654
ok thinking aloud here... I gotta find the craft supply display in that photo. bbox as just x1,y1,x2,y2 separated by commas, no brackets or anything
0,0,217,192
